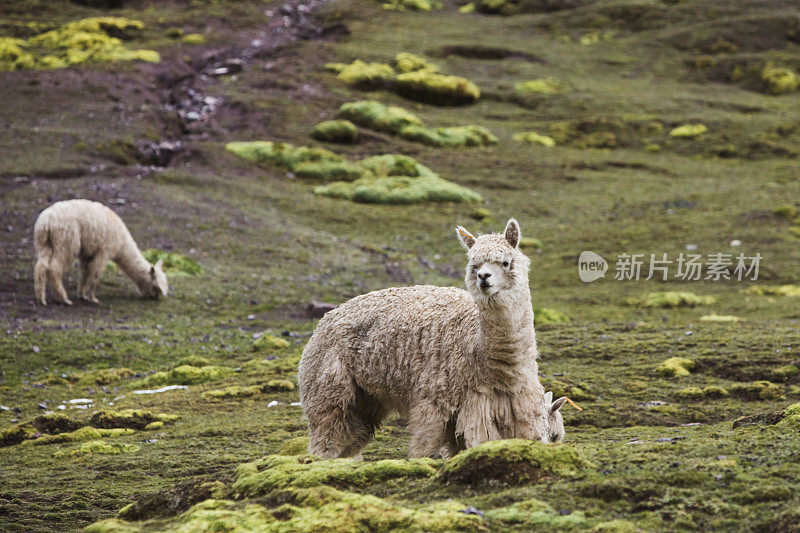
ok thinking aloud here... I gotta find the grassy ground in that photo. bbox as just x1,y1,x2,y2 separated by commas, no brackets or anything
1,0,800,530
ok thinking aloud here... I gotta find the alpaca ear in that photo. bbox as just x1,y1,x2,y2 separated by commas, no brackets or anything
544,391,553,405
151,259,163,278
456,226,475,250
550,397,567,414
504,218,520,249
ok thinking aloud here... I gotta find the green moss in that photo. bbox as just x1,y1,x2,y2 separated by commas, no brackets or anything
54,440,141,458
742,285,800,297
675,387,705,401
24,427,135,446
540,376,593,401
730,381,785,401
393,71,481,105
325,60,395,89
773,204,798,219
338,100,424,134
93,367,138,385
262,379,296,392
440,439,591,485
142,249,202,276
703,386,730,398
1,17,158,72
315,155,483,204
398,124,498,147
628,291,716,308
383,0,443,11
519,237,544,250
142,365,234,386
699,314,741,322
656,357,695,378
458,2,476,12
176,355,210,368
760,64,800,95
201,385,261,400
669,124,708,139
144,421,164,430
394,52,438,73
486,498,587,527
294,161,365,182
515,77,566,95
513,131,556,147
232,455,438,497
279,436,311,455
84,518,139,532
225,141,344,179
534,307,569,326
470,207,492,221
0,424,39,447
165,28,185,39
254,334,291,350
310,120,359,144
590,519,643,532
771,365,799,382
90,410,180,430
181,33,205,45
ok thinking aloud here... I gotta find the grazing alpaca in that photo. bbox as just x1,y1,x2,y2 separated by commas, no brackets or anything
33,199,168,305
299,219,549,459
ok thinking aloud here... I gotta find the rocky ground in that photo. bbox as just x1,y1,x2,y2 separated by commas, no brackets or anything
2,0,800,531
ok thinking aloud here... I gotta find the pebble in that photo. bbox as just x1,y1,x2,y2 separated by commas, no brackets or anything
57,405,66,410
290,402,302,407
69,399,93,404
0,405,9,411
37,402,47,410
32,346,40,353
267,400,279,407
460,506,484,518
133,385,188,395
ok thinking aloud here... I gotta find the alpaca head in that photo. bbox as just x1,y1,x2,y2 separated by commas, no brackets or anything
456,218,531,302
141,259,169,299
544,391,567,443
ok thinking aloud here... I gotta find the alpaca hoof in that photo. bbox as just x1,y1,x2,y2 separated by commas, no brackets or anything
38,299,47,306
60,299,73,306
88,296,100,304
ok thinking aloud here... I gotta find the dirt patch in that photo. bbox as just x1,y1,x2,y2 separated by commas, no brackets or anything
433,45,544,63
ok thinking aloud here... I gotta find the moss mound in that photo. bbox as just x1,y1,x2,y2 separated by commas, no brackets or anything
226,141,361,183
142,249,201,276
398,124,498,147
0,424,39,447
91,410,180,430
515,77,566,95
254,334,291,350
325,60,395,89
201,385,260,400
668,124,708,139
440,439,591,485
656,357,695,378
513,131,556,147
32,413,84,435
394,71,481,105
338,100,424,134
54,440,141,458
486,498,587,527
279,437,310,455
93,367,138,384
176,355,210,368
315,155,483,204
310,120,359,144
540,376,593,401
730,381,785,401
25,427,135,446
533,307,569,326
232,454,438,497
383,0,443,11
675,386,728,401
142,365,234,386
627,291,715,308
1,17,159,71
181,33,205,45
742,284,800,297
394,52,439,73
761,64,800,95
699,314,741,322
262,379,296,392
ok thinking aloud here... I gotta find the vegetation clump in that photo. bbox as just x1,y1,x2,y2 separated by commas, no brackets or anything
0,424,39,447
656,357,695,377
394,71,481,105
176,355,210,368
760,64,800,95
54,440,141,458
201,385,260,400
142,249,201,276
668,124,708,139
0,17,159,71
742,285,800,297
24,427,135,446
232,454,438,497
32,413,84,435
486,498,587,528
325,60,395,89
513,131,556,147
439,439,591,485
262,379,296,392
279,436,310,455
383,0,443,11
90,410,180,430
310,120,359,144
675,386,729,401
540,376,593,400
729,381,784,401
627,291,716,308
142,365,235,386
338,100,424,134
93,367,138,384
181,33,205,45
398,124,498,147
394,52,439,73
254,334,291,350
515,77,566,95
533,307,569,326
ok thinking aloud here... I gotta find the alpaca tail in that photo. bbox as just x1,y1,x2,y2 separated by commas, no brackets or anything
33,225,52,305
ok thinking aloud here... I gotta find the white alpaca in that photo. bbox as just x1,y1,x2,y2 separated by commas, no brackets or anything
33,199,168,305
299,219,550,459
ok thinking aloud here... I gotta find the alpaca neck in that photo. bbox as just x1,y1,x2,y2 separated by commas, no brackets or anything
114,238,152,292
477,282,537,387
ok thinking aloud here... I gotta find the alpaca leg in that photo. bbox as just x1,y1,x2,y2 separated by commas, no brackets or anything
34,257,49,306
83,256,108,304
77,259,90,301
47,256,72,306
408,402,450,458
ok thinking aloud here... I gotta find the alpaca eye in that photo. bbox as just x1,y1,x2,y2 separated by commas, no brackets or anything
471,265,478,271
502,261,510,268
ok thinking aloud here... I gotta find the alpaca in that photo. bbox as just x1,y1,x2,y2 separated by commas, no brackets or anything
299,219,550,459
33,199,168,305
545,391,568,443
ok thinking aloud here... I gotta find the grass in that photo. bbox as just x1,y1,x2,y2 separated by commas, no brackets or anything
2,0,800,531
